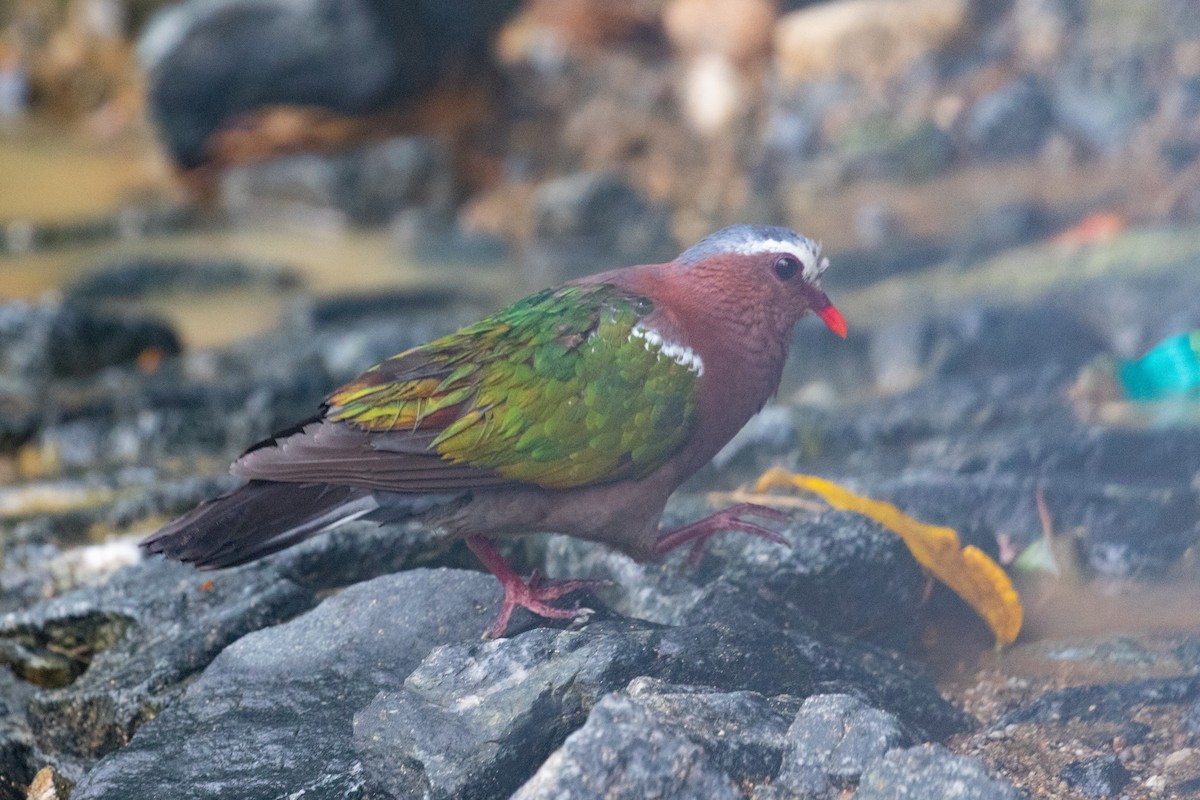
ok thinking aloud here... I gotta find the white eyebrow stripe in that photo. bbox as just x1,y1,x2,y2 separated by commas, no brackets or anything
727,238,827,283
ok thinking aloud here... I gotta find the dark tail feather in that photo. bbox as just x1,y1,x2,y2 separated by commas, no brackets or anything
141,481,378,569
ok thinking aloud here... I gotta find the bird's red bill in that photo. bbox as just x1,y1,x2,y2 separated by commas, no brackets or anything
815,301,848,338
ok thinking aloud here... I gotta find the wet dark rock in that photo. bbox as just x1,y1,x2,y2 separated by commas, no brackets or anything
619,678,799,783
955,202,1053,261
528,172,678,283
540,505,925,652
824,238,948,289
1000,674,1200,727
935,304,1108,377
0,207,198,258
73,569,501,800
3,558,312,776
875,470,1198,579
705,512,926,652
0,300,180,381
65,258,300,300
0,670,35,800
1181,697,1200,734
508,693,743,800
855,744,1025,799
1053,53,1158,153
139,0,520,168
219,136,454,224
0,516,436,777
353,613,967,800
774,693,914,797
837,119,955,180
391,207,510,266
305,286,461,328
963,78,1055,160
1060,754,1131,798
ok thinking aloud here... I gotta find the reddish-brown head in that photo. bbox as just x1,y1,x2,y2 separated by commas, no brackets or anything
664,225,846,341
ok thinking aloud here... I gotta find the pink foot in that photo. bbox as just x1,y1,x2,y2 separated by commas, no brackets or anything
466,535,606,639
654,503,791,565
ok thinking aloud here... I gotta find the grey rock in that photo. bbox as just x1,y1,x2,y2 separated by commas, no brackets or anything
1053,53,1157,152
510,693,742,800
353,615,967,800
704,512,925,652
1000,674,1200,727
2,557,313,776
0,300,179,381
837,119,954,180
72,569,502,800
955,202,1052,261
1182,697,1200,734
855,744,1025,799
775,694,914,797
539,502,924,652
391,207,510,267
528,172,677,284
139,0,520,168
1060,754,1131,798
622,678,798,783
219,136,453,225
65,258,299,301
935,305,1108,378
0,670,35,800
963,78,1055,160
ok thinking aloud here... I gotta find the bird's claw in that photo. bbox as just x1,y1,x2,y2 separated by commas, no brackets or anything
654,502,792,565
484,573,609,639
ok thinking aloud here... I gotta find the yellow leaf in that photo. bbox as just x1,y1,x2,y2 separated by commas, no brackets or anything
753,467,1023,647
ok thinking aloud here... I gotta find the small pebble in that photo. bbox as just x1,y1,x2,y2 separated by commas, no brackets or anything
1144,774,1166,791
1164,747,1193,767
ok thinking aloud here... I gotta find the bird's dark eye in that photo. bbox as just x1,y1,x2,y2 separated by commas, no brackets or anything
773,255,800,281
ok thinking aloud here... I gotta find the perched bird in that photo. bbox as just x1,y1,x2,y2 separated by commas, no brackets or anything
142,225,847,637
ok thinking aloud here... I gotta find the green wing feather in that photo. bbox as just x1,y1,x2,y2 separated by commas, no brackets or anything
325,284,700,490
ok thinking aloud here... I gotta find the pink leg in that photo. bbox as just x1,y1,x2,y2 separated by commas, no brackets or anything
466,535,606,639
654,503,791,565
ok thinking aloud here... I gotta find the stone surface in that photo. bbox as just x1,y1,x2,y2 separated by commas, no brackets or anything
1060,754,1131,798
509,692,742,800
855,744,1025,799
775,693,914,797
1000,674,1200,727
540,500,925,652
139,0,520,167
219,135,453,224
0,670,35,800
774,0,970,85
72,569,502,800
528,171,677,283
65,258,299,300
0,300,179,381
622,678,799,783
4,558,312,776
963,79,1056,160
352,613,967,800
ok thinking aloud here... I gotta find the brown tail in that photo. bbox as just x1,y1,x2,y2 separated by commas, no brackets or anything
140,480,379,569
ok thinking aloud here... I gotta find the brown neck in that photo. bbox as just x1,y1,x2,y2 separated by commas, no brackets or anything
628,262,792,474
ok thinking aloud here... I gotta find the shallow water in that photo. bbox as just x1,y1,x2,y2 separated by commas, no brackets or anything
0,120,511,347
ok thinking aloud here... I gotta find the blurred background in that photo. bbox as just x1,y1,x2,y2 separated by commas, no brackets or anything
4,2,1200,795
3,0,1200,645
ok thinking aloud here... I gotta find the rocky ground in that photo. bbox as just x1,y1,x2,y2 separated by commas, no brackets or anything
3,0,1200,799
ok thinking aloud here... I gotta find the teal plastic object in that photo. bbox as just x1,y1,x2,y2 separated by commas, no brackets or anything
1119,331,1200,400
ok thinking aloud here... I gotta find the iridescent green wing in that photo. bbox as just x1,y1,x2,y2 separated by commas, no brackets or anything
325,284,701,490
